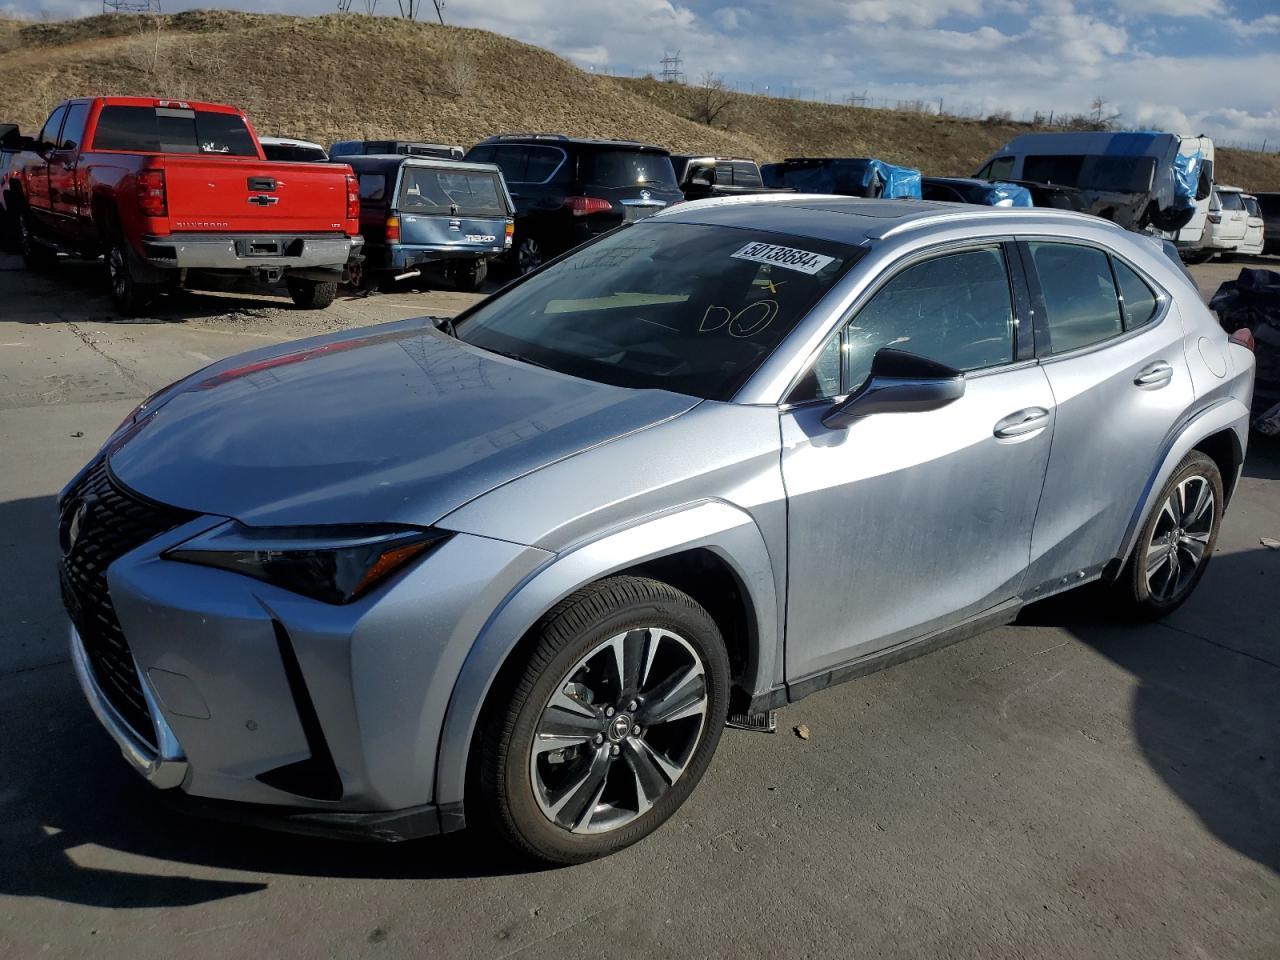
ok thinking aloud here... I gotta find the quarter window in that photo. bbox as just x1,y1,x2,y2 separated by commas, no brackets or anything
842,246,1016,391
1113,259,1158,330
523,146,563,183
1028,242,1123,353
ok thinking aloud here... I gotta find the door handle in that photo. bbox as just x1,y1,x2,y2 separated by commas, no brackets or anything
993,407,1049,439
1134,361,1174,388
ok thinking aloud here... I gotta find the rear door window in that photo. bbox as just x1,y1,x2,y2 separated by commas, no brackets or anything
1244,196,1261,218
523,146,564,183
1028,242,1123,353
91,105,258,156
1023,155,1085,187
399,167,507,216
716,162,734,185
490,145,528,183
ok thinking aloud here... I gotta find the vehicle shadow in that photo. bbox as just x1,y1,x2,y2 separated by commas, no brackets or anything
0,493,543,911
1019,545,1280,874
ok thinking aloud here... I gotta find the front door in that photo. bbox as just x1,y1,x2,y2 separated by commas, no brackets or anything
47,101,90,240
25,105,66,224
1019,240,1195,591
781,242,1055,682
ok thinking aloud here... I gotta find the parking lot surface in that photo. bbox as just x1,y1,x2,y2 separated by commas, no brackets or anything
1,252,1278,959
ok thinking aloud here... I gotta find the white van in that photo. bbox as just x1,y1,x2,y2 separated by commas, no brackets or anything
975,131,1214,252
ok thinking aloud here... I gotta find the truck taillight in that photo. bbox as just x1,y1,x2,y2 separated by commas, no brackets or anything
504,221,514,247
137,169,167,218
386,216,400,243
564,196,613,217
346,175,360,219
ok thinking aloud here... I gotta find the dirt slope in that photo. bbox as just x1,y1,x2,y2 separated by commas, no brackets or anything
1,11,1277,190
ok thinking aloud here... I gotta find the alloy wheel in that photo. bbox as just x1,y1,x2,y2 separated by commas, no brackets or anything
108,243,128,301
1145,474,1215,603
517,237,542,274
529,627,708,835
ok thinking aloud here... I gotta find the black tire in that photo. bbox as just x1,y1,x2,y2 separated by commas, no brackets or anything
18,207,57,270
0,208,18,254
1114,450,1223,620
106,233,158,316
473,575,730,864
448,258,488,292
286,277,338,310
514,233,546,276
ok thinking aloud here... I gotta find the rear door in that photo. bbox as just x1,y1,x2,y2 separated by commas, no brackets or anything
1019,240,1193,591
395,163,510,255
1215,190,1248,243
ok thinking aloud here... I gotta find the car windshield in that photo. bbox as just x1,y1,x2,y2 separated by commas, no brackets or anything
399,167,507,217
582,150,679,189
456,221,859,400
91,105,259,156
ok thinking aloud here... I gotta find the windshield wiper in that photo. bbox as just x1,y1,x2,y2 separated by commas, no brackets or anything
483,347,555,372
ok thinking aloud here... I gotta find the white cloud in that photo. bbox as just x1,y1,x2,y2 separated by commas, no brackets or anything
1226,14,1280,36
1109,0,1227,15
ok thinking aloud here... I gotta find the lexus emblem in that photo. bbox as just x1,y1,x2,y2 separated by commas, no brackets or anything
59,497,89,555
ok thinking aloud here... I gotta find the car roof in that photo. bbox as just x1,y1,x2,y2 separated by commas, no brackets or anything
259,136,325,149
475,133,668,153
653,194,1122,245
1214,184,1243,193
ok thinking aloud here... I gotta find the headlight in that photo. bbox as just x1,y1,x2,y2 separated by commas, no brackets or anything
164,522,450,604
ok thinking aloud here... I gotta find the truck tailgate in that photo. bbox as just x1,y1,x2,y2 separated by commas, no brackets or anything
159,157,351,234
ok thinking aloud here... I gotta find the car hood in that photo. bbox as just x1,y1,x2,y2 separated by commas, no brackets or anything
107,318,699,528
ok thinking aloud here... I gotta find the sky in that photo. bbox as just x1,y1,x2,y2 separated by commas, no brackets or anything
3,0,1278,148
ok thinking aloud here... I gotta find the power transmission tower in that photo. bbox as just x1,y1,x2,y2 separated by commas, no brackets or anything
659,50,685,84
103,0,162,12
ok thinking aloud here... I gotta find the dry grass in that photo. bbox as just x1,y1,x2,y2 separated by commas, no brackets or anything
2,11,1277,191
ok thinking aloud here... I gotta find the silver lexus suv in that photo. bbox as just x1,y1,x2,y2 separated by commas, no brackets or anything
59,197,1255,863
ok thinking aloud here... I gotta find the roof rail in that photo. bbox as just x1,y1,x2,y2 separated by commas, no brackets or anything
873,206,1124,239
478,133,570,142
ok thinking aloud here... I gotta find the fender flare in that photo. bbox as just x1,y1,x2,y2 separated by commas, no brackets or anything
1114,397,1249,566
431,499,779,811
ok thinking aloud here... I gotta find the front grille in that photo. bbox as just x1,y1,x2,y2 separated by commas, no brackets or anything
58,458,196,748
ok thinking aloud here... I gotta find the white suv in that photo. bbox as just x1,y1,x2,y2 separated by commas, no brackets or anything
1204,185,1250,258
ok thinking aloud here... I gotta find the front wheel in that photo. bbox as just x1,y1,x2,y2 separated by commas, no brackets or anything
286,277,338,310
1115,450,1223,620
18,208,57,270
473,576,730,864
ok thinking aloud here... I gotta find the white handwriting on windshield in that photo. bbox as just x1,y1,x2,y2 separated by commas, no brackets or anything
699,301,779,338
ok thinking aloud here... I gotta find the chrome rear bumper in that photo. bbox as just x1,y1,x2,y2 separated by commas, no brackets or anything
70,625,188,789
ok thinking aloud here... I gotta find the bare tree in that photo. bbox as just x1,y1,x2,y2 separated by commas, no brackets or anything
690,72,734,127
438,50,475,98
1089,95,1121,130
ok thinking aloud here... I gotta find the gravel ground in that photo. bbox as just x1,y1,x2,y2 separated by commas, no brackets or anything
1,250,1278,960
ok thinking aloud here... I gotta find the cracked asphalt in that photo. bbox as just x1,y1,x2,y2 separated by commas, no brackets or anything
1,252,1277,959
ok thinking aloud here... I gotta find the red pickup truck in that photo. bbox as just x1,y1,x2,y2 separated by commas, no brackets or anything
7,96,363,314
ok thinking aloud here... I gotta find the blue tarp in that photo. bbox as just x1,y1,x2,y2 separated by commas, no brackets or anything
1172,149,1202,202
981,181,1033,207
761,157,922,198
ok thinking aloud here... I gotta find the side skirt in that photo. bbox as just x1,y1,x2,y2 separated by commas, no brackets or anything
782,598,1024,706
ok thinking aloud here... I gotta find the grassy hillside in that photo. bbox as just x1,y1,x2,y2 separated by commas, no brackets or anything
2,10,1278,190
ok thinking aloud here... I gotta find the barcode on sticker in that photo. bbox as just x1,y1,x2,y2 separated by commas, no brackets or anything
731,242,835,275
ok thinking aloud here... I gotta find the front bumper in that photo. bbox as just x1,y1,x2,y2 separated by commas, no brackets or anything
140,233,364,272
65,498,547,837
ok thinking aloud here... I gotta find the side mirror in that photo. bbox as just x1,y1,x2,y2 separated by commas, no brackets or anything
822,348,965,429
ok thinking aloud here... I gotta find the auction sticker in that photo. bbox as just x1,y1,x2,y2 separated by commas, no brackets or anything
731,241,835,275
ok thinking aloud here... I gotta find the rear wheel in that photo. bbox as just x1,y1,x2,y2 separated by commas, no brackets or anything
286,277,338,310
447,258,488,292
473,576,730,864
1115,451,1222,620
515,234,544,275
107,234,158,316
